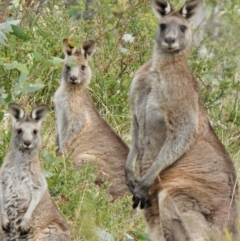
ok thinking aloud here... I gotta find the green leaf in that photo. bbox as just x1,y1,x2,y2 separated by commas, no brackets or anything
23,83,45,93
11,25,31,41
1,93,8,99
33,50,43,61
18,72,28,86
95,228,115,241
0,31,7,46
14,62,29,74
51,57,64,66
42,150,56,165
68,56,78,68
43,169,54,178
3,61,29,74
3,62,15,70
0,20,20,32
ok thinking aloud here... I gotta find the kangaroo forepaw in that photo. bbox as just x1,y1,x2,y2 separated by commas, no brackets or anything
2,222,10,232
2,213,10,232
132,184,151,209
125,172,139,194
18,218,30,234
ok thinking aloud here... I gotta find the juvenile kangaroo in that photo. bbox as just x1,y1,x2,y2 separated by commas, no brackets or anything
0,103,70,241
54,39,129,199
125,0,238,240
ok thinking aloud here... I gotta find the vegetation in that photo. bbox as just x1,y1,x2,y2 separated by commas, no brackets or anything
0,0,240,240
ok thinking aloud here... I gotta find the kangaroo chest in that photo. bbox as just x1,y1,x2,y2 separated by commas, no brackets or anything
1,163,40,219
134,85,167,174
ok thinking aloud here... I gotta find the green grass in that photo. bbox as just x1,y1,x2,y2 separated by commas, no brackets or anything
0,0,240,240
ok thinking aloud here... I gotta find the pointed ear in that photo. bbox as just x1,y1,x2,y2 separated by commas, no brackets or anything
152,0,172,19
8,103,25,123
30,105,49,124
63,38,74,56
82,40,96,58
179,0,201,20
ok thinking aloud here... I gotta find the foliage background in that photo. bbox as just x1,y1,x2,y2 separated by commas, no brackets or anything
0,0,240,240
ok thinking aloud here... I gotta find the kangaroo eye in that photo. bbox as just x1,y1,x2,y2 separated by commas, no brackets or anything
81,65,86,71
17,129,22,134
66,65,71,70
33,130,38,135
160,24,166,31
180,25,187,33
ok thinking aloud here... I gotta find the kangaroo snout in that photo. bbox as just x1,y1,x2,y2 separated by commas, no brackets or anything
70,75,78,83
165,36,176,45
23,140,32,149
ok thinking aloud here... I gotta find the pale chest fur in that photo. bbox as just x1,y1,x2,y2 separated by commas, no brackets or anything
0,156,45,220
130,74,167,175
54,84,91,146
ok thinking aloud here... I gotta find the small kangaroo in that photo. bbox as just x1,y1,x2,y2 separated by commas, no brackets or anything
125,0,238,240
54,39,129,200
0,103,70,241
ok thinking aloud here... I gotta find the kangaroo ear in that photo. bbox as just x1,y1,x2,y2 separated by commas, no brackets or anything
8,103,25,123
179,0,201,20
63,38,75,56
82,40,96,58
30,105,49,123
152,0,172,19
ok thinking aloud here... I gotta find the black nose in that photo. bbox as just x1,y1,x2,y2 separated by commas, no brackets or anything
23,141,31,147
70,76,77,82
165,37,175,45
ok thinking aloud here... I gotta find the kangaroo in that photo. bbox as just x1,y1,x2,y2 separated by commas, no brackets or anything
125,0,238,240
54,39,129,200
0,103,70,241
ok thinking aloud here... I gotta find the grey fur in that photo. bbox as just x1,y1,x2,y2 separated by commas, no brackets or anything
54,39,129,200
125,0,238,240
0,104,70,241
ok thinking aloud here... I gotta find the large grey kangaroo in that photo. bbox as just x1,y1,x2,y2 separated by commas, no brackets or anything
0,103,70,241
54,39,129,200
125,0,238,240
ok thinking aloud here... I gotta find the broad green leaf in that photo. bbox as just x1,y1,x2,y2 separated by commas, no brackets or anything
33,50,43,61
11,25,31,41
43,169,54,178
0,38,7,46
52,57,64,66
18,72,28,86
3,61,29,73
95,228,114,241
68,56,78,67
23,83,45,93
3,62,15,70
0,19,20,32
0,31,7,46
14,83,22,96
1,93,8,99
14,62,29,74
42,150,56,165
0,21,12,32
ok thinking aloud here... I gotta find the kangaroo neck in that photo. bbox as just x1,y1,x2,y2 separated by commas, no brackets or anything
151,45,188,72
9,147,40,164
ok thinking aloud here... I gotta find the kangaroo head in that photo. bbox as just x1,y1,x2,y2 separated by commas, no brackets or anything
62,39,96,86
8,103,49,152
152,0,201,53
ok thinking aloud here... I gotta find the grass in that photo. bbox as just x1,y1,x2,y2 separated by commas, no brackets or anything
0,0,240,240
